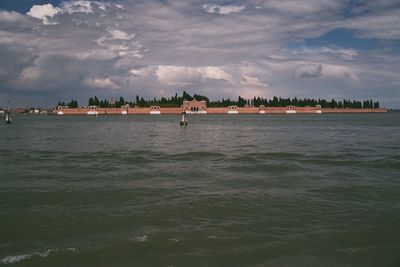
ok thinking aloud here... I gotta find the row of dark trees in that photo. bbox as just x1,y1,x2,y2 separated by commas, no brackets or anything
134,92,211,107
57,92,380,109
57,100,78,108
88,96,127,108
245,97,379,109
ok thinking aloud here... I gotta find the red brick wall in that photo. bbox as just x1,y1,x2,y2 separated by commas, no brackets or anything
322,108,387,113
56,107,387,115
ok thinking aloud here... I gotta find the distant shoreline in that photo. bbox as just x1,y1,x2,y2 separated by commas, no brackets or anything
43,106,388,115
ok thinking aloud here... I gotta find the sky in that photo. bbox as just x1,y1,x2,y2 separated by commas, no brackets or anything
0,0,399,108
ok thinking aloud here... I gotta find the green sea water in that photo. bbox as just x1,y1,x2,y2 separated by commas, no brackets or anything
0,113,399,266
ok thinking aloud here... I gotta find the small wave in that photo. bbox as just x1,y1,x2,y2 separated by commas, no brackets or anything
229,161,301,173
369,158,400,170
334,246,373,256
168,237,180,242
166,151,226,161
232,152,303,162
0,248,75,264
1,254,30,264
0,251,50,264
129,235,148,242
206,235,218,239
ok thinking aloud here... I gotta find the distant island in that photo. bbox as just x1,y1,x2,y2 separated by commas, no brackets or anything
1,92,386,115
57,91,380,109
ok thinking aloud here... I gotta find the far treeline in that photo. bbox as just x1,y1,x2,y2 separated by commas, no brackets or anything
58,91,380,109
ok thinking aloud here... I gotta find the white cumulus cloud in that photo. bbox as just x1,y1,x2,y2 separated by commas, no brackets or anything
82,77,120,90
240,75,267,87
107,29,134,40
62,1,94,14
156,65,234,85
203,4,245,15
27,4,61,25
130,68,151,78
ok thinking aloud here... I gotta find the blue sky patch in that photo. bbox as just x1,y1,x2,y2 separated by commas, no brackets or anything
305,28,379,50
0,0,62,13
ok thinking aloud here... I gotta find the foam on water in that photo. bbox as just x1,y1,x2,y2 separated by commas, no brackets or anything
0,248,75,264
168,237,181,242
129,235,148,242
1,254,31,264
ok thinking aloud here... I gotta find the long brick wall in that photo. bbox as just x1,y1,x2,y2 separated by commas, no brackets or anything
54,107,387,115
322,108,387,113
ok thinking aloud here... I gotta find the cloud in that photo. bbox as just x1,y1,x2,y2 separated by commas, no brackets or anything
203,4,245,15
62,1,94,14
26,1,110,25
26,4,61,25
295,63,323,78
291,46,359,60
1,0,400,107
107,29,134,40
155,65,234,85
0,10,27,23
254,0,346,16
82,77,120,90
95,28,143,58
322,47,358,60
322,64,358,81
18,66,42,82
342,10,400,39
69,50,118,61
130,68,152,78
61,1,109,14
240,75,267,87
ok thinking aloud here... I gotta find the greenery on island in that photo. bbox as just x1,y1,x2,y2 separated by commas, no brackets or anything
248,97,379,109
58,91,380,109
58,100,78,108
88,96,127,108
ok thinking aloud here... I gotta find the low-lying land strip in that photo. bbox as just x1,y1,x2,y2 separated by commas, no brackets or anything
53,106,387,115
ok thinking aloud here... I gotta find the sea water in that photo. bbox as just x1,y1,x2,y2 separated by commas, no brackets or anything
0,113,399,266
